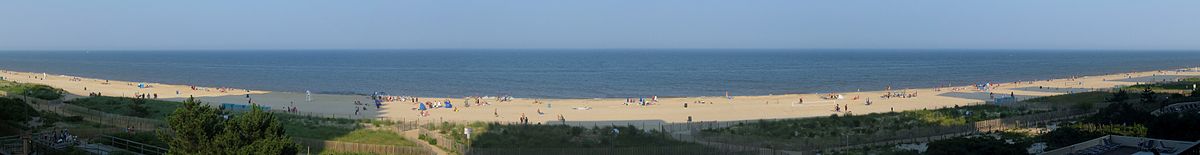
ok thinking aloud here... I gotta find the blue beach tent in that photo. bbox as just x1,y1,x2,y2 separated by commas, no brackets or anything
444,101,453,108
418,103,427,110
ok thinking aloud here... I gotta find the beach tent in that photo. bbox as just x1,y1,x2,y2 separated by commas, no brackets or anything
418,103,427,110
444,101,453,108
137,83,146,88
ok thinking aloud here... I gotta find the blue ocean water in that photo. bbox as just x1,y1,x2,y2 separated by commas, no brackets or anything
0,49,1197,98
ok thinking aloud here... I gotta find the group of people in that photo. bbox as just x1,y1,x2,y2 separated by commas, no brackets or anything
133,93,158,99
41,129,79,148
881,91,917,99
377,95,417,102
625,96,658,106
834,103,850,112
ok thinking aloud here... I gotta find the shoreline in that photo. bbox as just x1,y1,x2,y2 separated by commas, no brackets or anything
2,67,1199,124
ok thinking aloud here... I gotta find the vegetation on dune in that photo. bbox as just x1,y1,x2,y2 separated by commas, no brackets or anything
703,105,1038,139
470,124,695,148
328,130,418,147
0,97,39,134
0,80,64,100
1024,91,1113,105
0,97,38,125
68,96,180,120
425,121,491,145
1123,77,1200,91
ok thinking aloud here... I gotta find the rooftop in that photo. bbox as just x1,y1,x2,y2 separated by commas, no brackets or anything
1042,135,1200,155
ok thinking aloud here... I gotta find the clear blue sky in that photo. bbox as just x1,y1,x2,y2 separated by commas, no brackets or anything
2,0,1198,50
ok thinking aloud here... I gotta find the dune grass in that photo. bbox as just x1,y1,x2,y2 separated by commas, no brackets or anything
66,96,180,120
0,80,64,100
1023,91,1112,104
703,104,1038,139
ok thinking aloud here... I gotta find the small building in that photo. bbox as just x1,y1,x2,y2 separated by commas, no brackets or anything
1041,135,1200,155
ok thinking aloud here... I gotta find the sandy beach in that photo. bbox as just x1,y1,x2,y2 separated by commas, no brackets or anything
2,68,1198,124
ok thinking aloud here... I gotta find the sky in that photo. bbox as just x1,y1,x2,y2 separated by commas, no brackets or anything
1,0,1198,50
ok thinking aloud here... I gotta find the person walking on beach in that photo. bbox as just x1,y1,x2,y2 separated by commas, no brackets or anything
558,114,566,124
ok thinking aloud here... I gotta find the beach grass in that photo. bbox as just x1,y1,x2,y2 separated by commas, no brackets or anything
1122,77,1200,91
276,113,419,147
0,80,64,100
703,104,1038,140
66,96,180,120
470,124,696,148
1023,91,1112,105
329,130,418,147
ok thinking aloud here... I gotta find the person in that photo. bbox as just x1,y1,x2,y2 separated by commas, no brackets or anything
684,102,688,108
866,98,872,105
520,113,528,124
558,114,566,124
687,116,692,123
835,104,841,112
494,108,499,118
355,107,360,115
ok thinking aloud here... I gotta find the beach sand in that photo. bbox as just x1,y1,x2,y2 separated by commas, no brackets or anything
2,68,1198,124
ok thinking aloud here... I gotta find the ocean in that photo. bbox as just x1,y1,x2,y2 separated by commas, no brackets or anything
0,49,1196,98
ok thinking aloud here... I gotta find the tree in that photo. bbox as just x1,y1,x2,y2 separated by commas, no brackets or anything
1146,112,1200,141
160,97,298,155
1141,88,1156,104
1088,102,1151,125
